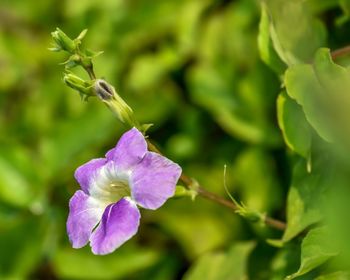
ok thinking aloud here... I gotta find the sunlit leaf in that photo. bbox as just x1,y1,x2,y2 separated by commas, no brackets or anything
263,0,326,65
284,64,333,142
258,3,286,74
277,92,312,158
287,227,338,279
315,271,350,280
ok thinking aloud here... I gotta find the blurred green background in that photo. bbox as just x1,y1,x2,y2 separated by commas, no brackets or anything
1,0,350,279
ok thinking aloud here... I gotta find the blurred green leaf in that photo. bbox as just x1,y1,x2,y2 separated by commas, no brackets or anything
283,159,328,242
0,145,40,208
263,0,326,65
258,3,286,74
183,241,255,280
284,63,333,142
53,246,162,279
287,227,338,279
0,216,48,279
313,48,350,145
315,271,350,280
270,243,301,280
277,92,312,158
338,0,350,24
234,148,282,213
159,206,233,259
40,107,117,177
285,48,350,146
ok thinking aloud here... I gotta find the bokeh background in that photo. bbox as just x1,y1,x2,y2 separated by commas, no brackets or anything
1,0,350,279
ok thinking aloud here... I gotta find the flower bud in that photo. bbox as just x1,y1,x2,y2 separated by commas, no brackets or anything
51,28,76,53
94,79,138,128
63,73,93,97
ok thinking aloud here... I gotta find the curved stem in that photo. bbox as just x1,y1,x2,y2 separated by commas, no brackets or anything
84,65,96,80
146,139,286,231
331,45,350,60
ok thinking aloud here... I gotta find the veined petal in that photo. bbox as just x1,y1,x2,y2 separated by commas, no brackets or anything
67,190,105,248
105,128,147,170
90,198,140,255
74,158,106,194
131,152,182,210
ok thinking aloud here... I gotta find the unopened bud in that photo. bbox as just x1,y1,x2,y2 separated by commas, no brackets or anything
64,73,93,97
94,79,114,100
51,28,76,53
94,79,138,128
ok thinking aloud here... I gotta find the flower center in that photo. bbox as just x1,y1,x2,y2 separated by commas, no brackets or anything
90,162,132,204
107,180,131,202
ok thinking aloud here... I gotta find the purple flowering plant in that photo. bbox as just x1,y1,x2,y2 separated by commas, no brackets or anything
68,128,181,255
51,28,286,256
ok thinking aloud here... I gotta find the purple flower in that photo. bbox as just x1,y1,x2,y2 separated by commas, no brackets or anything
67,128,182,255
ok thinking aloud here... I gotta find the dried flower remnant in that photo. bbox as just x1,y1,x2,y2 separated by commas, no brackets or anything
67,128,181,255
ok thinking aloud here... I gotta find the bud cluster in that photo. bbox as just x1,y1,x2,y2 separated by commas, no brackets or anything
50,28,140,129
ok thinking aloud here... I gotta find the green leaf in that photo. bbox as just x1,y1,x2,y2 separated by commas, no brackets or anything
287,227,338,279
313,48,350,95
263,0,326,65
285,48,350,145
270,243,301,280
277,92,312,158
0,145,41,208
159,206,232,259
183,242,255,280
338,0,350,24
315,271,350,280
284,63,333,142
313,48,350,143
258,3,287,74
283,159,328,242
306,0,339,14
40,107,117,176
188,63,281,146
0,159,32,207
53,246,161,279
0,216,47,278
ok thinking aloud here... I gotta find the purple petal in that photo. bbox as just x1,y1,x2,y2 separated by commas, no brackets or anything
67,190,105,248
105,128,147,170
74,158,106,194
90,198,141,255
131,152,182,210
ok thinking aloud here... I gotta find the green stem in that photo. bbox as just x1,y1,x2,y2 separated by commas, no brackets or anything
146,139,286,231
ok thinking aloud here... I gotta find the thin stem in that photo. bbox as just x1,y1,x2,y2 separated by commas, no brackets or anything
146,139,286,231
331,45,350,60
85,65,96,80
82,60,286,231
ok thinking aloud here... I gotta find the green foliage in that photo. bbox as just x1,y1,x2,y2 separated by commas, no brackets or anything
315,271,350,280
262,0,326,65
53,246,162,279
282,158,328,242
287,227,339,279
258,3,286,74
2,0,350,278
183,242,255,280
277,92,312,158
284,48,350,144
